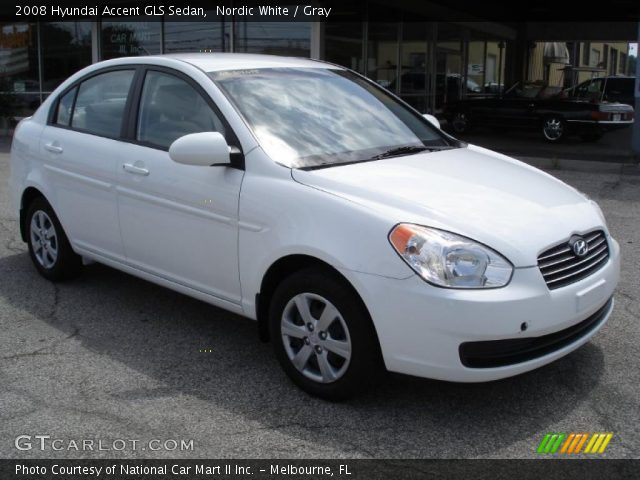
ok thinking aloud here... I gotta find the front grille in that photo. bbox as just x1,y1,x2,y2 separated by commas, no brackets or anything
459,297,613,368
537,230,609,290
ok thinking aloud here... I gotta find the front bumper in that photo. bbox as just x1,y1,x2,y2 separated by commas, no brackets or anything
345,237,620,382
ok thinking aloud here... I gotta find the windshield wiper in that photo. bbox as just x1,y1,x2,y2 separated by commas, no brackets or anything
299,145,458,170
370,145,428,160
370,145,453,160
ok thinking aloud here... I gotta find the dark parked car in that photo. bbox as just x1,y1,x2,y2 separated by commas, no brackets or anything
567,76,635,106
443,82,634,142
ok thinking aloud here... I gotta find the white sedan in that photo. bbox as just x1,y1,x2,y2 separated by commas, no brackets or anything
9,54,620,399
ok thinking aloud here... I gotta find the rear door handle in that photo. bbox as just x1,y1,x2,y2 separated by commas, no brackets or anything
123,163,150,176
44,143,63,154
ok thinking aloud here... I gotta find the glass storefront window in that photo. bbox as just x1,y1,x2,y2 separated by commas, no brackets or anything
41,22,92,93
234,22,310,57
366,4,400,91
164,15,231,53
367,21,398,91
398,21,433,113
101,20,161,59
1,22,40,130
324,21,364,74
1,12,515,140
435,23,464,111
485,41,506,94
466,37,507,96
466,40,485,95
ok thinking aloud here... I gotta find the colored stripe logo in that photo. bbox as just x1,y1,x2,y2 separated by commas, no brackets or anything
537,433,613,454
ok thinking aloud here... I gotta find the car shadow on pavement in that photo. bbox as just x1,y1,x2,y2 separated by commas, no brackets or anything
0,252,605,458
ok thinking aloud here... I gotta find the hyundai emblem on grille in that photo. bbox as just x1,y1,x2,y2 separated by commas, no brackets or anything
570,237,589,257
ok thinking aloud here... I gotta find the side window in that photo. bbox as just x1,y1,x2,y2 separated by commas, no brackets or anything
54,87,77,126
574,81,589,98
71,70,135,138
137,71,225,149
575,79,603,101
586,79,604,94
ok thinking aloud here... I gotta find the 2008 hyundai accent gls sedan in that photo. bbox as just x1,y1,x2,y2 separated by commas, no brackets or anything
9,54,620,399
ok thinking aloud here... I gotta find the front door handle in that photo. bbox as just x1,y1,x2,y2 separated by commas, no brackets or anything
123,163,150,176
44,143,63,154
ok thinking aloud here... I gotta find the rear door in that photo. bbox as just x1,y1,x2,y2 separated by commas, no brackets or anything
115,67,244,305
39,68,137,260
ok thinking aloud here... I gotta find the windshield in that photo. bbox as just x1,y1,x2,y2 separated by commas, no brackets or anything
209,68,451,169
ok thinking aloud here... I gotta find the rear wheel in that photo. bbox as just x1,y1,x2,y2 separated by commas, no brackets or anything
26,197,82,281
269,268,381,400
542,116,566,142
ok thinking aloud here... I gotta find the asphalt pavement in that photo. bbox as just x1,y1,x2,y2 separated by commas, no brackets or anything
0,152,639,459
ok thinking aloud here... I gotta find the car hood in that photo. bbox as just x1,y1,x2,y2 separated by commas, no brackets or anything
291,144,605,267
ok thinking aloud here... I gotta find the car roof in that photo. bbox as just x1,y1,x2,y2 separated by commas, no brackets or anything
154,53,341,72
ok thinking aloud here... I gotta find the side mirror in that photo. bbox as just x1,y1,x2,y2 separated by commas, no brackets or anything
422,113,441,129
169,132,231,167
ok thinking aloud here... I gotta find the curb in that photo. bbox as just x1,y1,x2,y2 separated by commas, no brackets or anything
515,156,640,175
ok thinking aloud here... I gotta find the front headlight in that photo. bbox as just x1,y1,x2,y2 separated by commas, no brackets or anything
389,224,513,288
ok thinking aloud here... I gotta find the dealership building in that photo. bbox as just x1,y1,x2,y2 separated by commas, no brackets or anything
1,1,639,149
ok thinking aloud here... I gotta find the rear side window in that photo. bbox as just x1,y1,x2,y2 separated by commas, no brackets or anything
606,78,632,95
136,71,225,149
71,70,135,138
55,87,77,126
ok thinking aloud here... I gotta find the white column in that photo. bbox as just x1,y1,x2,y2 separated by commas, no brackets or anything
310,21,322,59
91,21,100,63
633,22,640,156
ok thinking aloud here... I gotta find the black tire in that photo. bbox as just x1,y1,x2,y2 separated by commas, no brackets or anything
26,197,82,281
451,111,472,134
269,268,382,400
580,133,603,143
541,115,566,142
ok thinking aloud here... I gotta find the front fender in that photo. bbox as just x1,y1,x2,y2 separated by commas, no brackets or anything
237,171,412,317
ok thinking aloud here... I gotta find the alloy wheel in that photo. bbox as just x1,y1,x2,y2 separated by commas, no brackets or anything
281,292,352,384
543,117,564,141
452,112,469,133
30,210,58,269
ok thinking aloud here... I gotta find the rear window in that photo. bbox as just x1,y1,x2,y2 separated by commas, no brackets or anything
54,87,77,126
70,70,135,138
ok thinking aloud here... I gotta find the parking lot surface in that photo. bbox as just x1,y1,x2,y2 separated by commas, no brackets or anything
0,152,639,459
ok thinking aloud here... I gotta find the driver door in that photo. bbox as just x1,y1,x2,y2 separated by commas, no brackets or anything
496,85,538,128
116,68,244,305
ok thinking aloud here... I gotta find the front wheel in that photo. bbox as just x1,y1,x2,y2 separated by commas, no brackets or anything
542,116,566,142
451,111,472,133
269,268,381,400
26,197,82,281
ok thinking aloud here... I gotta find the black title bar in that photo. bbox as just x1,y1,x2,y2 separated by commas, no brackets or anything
1,0,640,22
